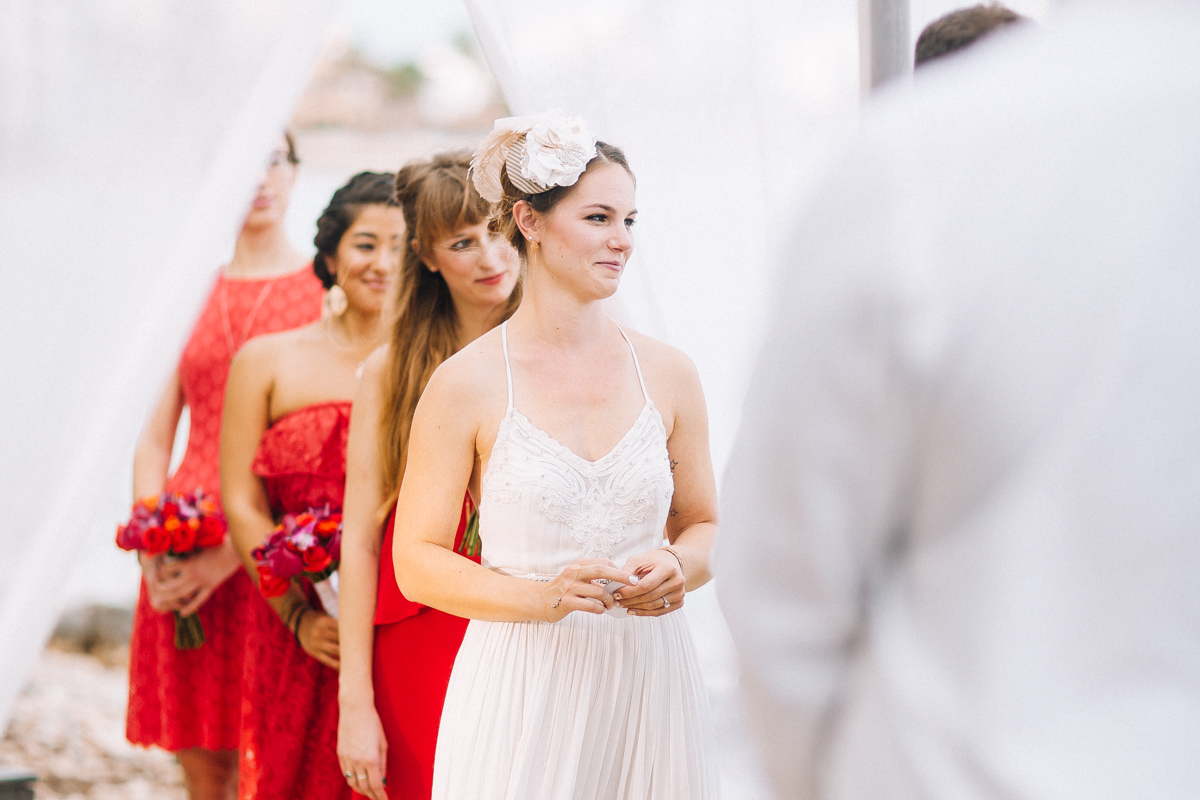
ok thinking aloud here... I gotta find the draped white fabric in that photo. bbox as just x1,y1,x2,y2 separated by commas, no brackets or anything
0,0,1058,756
0,0,344,731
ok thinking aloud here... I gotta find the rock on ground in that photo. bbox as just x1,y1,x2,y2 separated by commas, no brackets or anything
0,647,185,800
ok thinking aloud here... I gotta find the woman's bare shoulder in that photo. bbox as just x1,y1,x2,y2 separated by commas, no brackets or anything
235,321,321,362
422,326,509,413
621,326,702,388
357,343,391,385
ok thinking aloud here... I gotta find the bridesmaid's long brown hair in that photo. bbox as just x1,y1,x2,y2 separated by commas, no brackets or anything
380,151,521,507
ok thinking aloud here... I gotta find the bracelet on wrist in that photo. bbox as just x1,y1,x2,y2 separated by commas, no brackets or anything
660,546,685,574
291,605,311,643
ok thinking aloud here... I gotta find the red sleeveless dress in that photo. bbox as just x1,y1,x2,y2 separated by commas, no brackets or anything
126,266,324,752
361,497,477,800
240,401,354,800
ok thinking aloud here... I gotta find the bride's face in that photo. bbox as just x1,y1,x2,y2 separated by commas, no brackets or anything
533,162,637,301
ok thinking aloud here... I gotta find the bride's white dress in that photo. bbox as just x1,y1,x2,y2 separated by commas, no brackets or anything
431,322,718,800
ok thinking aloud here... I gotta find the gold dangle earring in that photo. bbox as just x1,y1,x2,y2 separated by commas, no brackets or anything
528,239,539,257
325,278,348,317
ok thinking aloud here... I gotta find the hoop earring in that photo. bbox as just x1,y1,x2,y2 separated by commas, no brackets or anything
325,284,348,316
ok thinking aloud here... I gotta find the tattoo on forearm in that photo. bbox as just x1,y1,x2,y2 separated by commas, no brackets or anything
670,459,678,473
669,507,678,518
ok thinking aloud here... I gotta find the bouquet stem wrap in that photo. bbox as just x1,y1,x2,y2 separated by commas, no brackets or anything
173,611,206,649
313,571,339,619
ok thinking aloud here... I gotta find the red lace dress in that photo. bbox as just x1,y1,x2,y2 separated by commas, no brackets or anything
239,401,353,800
362,497,477,800
126,266,324,752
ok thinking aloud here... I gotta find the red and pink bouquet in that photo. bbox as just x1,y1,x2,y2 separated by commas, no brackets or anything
252,505,342,618
115,490,226,649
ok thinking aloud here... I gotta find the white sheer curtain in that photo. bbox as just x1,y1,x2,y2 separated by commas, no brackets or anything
0,0,344,731
0,0,1055,743
465,0,863,476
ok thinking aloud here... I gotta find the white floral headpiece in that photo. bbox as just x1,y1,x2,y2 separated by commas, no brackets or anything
471,112,599,204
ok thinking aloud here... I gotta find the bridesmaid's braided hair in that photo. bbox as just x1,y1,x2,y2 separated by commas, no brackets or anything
312,171,398,289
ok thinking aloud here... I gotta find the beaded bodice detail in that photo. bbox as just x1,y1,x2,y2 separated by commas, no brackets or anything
480,323,674,576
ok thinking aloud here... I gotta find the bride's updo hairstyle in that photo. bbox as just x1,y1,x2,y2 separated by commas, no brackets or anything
379,151,522,505
470,113,633,260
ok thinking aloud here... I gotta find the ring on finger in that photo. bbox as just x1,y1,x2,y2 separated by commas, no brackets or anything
344,771,352,779
662,596,671,609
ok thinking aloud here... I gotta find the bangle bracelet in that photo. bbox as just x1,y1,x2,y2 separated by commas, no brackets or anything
282,598,302,629
660,546,685,574
292,606,310,643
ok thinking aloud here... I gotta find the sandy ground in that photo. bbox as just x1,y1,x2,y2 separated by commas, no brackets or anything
0,635,769,800
0,647,185,800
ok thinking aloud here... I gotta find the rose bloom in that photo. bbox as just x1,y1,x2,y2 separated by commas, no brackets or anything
257,565,291,598
301,545,332,573
196,515,225,548
267,543,304,579
142,525,172,555
115,524,142,551
171,521,198,554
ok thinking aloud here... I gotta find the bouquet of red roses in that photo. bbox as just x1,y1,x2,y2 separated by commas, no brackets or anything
115,490,226,649
252,505,342,618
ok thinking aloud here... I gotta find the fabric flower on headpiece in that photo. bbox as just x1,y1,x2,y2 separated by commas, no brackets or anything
471,113,598,203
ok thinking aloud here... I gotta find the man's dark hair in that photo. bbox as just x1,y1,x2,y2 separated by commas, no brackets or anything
915,4,1026,67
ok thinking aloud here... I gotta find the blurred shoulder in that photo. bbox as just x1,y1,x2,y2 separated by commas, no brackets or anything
357,343,390,387
230,321,323,381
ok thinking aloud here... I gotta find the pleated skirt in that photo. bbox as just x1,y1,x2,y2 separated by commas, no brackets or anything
431,610,718,800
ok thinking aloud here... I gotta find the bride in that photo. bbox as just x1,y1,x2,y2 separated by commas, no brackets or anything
391,114,719,799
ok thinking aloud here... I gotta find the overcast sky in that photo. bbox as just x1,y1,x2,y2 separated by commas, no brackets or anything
337,0,475,64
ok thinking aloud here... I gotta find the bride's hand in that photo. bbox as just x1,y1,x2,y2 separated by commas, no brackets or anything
542,559,637,623
612,549,685,617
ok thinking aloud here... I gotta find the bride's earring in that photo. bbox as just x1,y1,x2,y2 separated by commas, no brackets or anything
528,238,539,256
325,283,348,316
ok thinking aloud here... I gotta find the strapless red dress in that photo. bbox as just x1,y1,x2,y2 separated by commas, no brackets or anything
239,401,354,800
126,266,324,752
360,497,477,800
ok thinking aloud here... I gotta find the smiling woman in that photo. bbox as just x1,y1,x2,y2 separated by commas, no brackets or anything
335,151,522,800
219,172,403,800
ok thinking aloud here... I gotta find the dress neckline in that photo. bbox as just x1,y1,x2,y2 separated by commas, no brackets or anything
507,402,656,468
268,399,352,429
497,320,657,466
220,262,312,283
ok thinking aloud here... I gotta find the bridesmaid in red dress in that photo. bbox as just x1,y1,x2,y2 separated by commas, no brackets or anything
221,172,403,800
337,152,521,800
126,134,323,800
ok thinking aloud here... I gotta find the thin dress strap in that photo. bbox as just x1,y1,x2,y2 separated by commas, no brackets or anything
501,321,514,410
615,324,650,404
